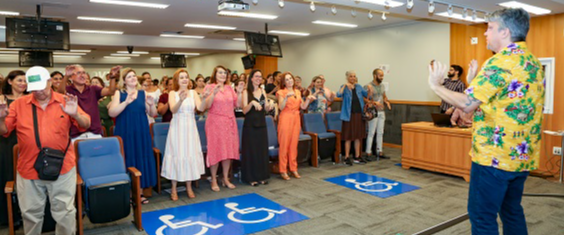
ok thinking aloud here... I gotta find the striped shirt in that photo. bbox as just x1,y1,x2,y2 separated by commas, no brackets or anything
440,78,466,112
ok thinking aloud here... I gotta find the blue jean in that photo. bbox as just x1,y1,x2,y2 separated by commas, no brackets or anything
468,162,530,235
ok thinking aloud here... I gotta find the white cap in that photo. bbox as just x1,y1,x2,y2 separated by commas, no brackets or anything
26,66,51,92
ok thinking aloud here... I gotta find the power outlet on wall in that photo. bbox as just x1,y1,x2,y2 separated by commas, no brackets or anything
553,147,562,155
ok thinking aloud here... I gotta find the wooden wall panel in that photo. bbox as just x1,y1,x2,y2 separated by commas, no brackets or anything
450,14,564,177
250,55,278,76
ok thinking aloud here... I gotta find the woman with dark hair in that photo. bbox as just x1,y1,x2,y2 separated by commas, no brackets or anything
276,72,315,180
241,70,273,186
194,75,205,95
50,71,64,91
0,70,26,225
203,65,243,191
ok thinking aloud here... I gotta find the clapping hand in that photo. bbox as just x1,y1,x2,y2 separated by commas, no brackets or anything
251,100,262,111
0,95,8,119
109,65,123,79
126,91,137,104
286,91,295,98
202,87,213,99
179,90,188,101
236,82,245,94
467,60,478,84
213,84,222,95
306,95,316,102
60,94,79,117
146,96,155,106
65,65,77,77
428,60,449,89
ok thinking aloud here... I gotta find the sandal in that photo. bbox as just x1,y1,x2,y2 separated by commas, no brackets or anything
211,181,220,192
170,192,178,201
250,182,259,187
281,173,290,180
187,190,195,199
141,196,150,204
221,179,236,189
290,171,301,179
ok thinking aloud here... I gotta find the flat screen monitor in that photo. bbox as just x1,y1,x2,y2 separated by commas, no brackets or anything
6,17,70,50
160,54,186,68
243,32,282,57
19,51,54,67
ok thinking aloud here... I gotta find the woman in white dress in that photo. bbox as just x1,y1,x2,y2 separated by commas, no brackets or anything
161,69,208,200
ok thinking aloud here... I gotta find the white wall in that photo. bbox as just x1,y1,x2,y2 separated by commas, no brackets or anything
185,53,246,77
278,21,450,102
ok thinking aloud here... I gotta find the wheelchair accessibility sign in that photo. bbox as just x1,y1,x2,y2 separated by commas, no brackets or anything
142,193,308,235
325,172,419,198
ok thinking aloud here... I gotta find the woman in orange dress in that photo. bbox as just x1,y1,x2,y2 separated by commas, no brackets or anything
276,72,315,180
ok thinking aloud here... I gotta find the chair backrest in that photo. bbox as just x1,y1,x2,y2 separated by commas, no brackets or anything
236,117,244,151
150,122,170,156
265,116,278,148
325,111,342,131
75,137,126,183
303,113,328,134
196,119,207,150
154,116,163,123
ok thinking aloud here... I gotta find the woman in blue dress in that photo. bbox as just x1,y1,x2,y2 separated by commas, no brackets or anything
109,68,157,204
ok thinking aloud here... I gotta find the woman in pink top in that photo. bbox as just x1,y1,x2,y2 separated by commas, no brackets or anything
203,65,243,192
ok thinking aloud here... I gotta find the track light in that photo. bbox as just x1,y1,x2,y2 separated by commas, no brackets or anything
368,11,373,19
331,5,337,14
447,4,453,16
381,12,386,20
484,13,489,21
351,9,357,17
406,0,414,9
278,0,284,8
472,10,477,21
252,0,258,5
384,0,390,8
310,1,315,12
428,1,435,13
462,8,468,19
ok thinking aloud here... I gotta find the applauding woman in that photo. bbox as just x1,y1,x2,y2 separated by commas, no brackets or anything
109,68,158,204
276,72,315,180
203,66,243,191
161,69,207,200
241,70,273,186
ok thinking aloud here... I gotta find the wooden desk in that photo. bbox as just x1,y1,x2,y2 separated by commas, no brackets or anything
401,122,472,182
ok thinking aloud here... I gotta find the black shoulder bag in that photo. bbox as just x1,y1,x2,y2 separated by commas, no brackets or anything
32,105,70,181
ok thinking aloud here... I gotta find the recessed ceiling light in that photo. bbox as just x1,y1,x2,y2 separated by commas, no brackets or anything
77,16,142,23
268,30,310,36
70,29,124,34
53,52,87,55
0,51,19,54
0,48,22,51
160,34,205,39
70,49,92,53
233,38,246,41
104,56,131,59
0,54,17,57
184,23,236,30
355,0,404,8
172,52,200,56
0,25,6,29
498,1,551,15
54,55,82,58
89,0,169,9
0,11,20,16
312,20,358,28
151,57,161,60
111,53,140,57
218,11,278,20
435,12,486,23
117,51,149,54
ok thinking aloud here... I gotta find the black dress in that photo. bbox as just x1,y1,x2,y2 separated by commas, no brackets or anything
0,98,17,226
241,94,270,183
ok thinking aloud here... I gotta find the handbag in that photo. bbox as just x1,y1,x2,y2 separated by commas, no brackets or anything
32,105,70,181
363,96,379,121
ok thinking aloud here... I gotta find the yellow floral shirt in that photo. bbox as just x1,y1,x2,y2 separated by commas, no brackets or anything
465,42,544,172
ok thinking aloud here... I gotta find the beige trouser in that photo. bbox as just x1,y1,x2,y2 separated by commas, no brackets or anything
17,168,77,235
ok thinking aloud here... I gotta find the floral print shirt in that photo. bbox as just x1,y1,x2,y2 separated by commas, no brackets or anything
465,42,544,172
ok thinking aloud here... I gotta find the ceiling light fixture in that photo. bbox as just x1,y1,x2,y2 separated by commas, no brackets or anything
218,11,278,20
159,34,205,39
462,8,468,19
150,57,161,60
368,11,373,19
310,2,315,12
435,12,486,23
351,9,357,17
252,0,258,5
406,0,414,9
331,5,337,14
54,55,82,58
70,29,124,34
268,30,310,36
77,16,142,23
70,49,92,53
498,1,551,15
278,0,284,8
104,56,131,59
53,52,87,56
89,0,169,9
0,25,5,29
172,52,201,56
0,11,20,16
0,51,19,54
355,0,403,8
111,53,140,57
472,10,477,21
233,38,246,41
447,4,453,16
184,23,236,30
117,51,149,54
312,20,358,28
381,12,387,20
428,1,435,13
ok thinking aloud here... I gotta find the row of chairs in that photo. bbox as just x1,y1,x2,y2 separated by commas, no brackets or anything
5,137,143,235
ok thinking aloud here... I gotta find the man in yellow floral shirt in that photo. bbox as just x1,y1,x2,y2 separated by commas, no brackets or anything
428,8,543,235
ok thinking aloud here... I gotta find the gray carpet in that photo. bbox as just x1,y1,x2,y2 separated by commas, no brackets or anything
2,147,563,235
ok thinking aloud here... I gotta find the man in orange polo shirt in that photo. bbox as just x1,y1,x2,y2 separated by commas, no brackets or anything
0,66,90,235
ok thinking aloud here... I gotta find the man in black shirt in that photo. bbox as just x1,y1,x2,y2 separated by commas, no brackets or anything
440,65,466,114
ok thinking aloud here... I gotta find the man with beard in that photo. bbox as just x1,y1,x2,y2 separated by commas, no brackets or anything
364,68,391,160
440,65,466,114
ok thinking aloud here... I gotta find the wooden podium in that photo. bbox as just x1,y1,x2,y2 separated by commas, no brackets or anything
401,122,472,182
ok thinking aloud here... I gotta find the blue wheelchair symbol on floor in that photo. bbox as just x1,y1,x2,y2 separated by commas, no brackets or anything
325,172,420,198
156,215,223,235
142,193,308,235
225,202,287,224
